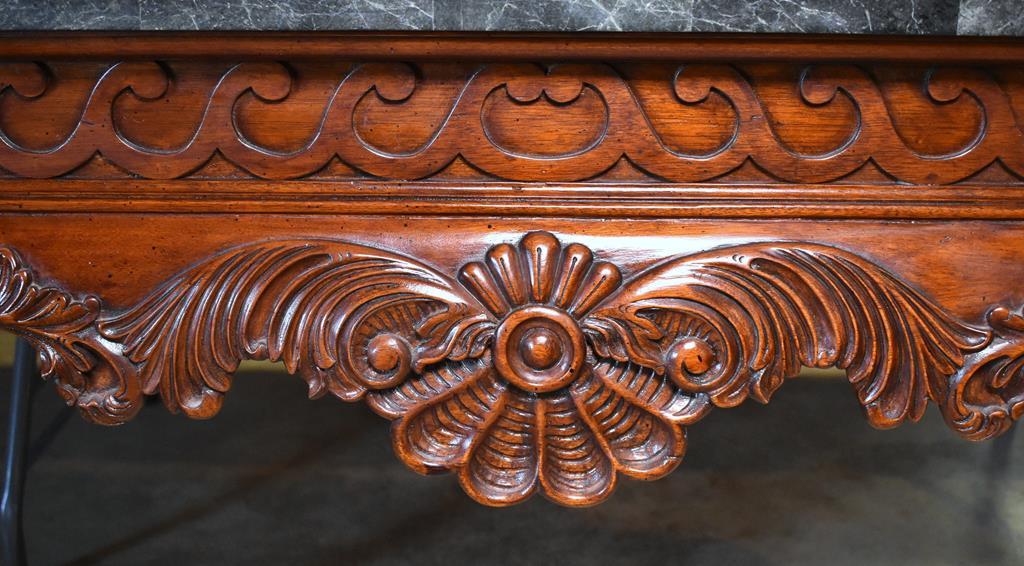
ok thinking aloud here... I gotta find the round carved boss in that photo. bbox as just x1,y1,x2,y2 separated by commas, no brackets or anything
493,305,586,393
665,337,718,391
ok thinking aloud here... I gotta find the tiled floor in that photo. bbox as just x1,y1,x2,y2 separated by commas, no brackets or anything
3,368,1022,565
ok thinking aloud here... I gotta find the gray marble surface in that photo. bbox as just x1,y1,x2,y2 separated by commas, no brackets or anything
0,0,1020,35
959,0,1024,35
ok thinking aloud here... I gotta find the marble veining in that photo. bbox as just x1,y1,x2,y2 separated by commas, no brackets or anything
692,0,958,34
140,0,434,31
0,0,1021,36
0,0,141,30
958,0,1024,35
453,0,695,32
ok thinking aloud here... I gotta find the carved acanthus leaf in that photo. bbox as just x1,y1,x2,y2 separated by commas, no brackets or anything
584,245,991,428
2,234,1022,506
97,241,493,418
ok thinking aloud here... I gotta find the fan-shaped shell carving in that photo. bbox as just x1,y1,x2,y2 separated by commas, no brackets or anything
377,231,685,506
1,233,1021,506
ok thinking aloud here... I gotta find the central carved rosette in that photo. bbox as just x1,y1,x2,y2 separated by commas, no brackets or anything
454,231,621,400
360,232,698,506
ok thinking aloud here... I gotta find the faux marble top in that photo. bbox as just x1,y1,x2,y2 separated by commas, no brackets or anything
0,1,1020,36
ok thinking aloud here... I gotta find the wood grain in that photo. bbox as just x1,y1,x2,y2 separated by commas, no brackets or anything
1,32,1022,506
3,59,1024,185
1,232,1022,506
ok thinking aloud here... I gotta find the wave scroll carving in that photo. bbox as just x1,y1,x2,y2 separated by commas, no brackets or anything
2,61,1023,183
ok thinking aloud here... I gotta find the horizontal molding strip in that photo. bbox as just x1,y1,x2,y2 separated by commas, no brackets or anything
0,32,1023,63
4,181,1024,219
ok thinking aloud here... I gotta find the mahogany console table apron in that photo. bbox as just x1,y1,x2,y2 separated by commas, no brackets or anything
1,33,1023,515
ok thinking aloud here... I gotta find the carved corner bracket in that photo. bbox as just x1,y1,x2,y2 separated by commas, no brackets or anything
2,233,1022,506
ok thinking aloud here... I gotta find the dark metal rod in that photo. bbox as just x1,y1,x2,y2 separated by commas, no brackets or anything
1,339,35,566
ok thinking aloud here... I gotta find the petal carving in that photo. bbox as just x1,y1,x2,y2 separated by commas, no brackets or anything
459,390,539,506
551,243,594,311
591,358,711,425
570,370,686,479
538,392,617,506
391,360,507,473
486,243,529,307
520,231,560,303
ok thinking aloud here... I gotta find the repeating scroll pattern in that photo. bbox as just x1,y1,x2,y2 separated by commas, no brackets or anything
2,233,1023,505
3,61,1024,183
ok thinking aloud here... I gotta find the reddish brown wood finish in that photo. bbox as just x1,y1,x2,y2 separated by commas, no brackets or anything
1,33,1023,507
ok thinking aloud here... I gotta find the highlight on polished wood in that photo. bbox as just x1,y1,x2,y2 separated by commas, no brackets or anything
1,32,1023,506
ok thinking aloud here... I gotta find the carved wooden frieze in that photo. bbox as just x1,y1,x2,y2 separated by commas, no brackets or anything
2,232,1022,506
3,33,1024,509
4,59,1024,185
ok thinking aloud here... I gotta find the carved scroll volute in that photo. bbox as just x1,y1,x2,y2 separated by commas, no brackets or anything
947,307,1024,440
582,244,992,430
96,241,494,418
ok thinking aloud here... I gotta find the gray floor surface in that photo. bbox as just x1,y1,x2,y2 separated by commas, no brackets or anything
3,368,1022,565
